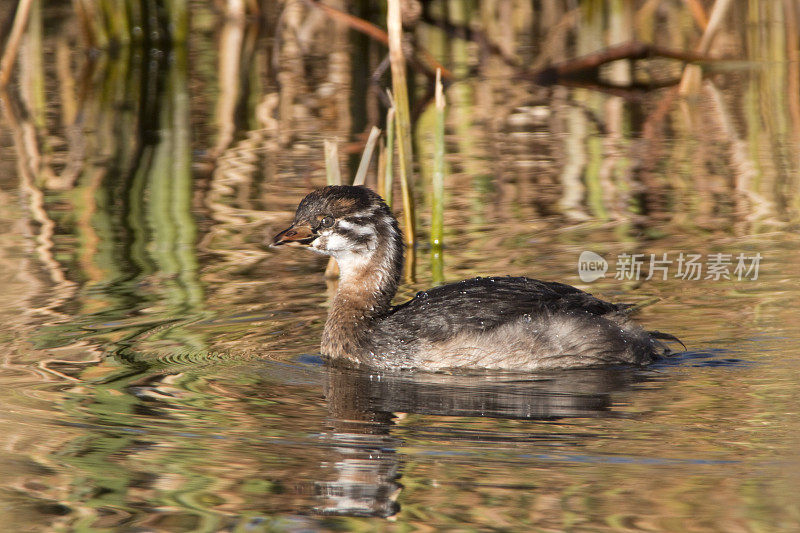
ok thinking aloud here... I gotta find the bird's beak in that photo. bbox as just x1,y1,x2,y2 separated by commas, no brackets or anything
270,224,317,248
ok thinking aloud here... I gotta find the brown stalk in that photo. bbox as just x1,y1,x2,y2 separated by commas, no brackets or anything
0,0,35,88
533,42,711,85
679,0,734,95
684,0,710,30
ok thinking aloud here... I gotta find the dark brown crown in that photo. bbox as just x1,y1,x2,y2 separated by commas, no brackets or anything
293,185,391,224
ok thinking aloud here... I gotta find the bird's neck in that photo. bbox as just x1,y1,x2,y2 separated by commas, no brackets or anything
322,237,402,362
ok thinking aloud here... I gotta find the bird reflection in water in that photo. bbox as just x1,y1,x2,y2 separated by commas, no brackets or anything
314,363,646,517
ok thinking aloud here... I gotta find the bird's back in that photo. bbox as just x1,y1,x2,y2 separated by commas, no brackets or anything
366,277,665,371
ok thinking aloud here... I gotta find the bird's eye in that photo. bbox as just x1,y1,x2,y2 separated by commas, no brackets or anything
320,216,335,228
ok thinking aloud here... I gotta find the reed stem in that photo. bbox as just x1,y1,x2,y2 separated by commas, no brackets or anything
377,143,387,198
387,0,416,254
384,106,395,207
430,69,446,283
431,69,446,247
353,126,381,186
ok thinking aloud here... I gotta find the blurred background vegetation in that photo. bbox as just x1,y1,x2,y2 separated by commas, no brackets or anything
2,0,798,227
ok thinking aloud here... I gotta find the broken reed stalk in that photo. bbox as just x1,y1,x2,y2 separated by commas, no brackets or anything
383,106,396,207
353,126,381,186
323,138,341,278
324,139,342,186
387,0,416,280
430,69,446,284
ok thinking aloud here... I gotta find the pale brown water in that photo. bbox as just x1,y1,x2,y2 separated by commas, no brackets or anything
1,1,800,531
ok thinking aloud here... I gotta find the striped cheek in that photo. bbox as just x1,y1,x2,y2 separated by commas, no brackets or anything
335,220,378,250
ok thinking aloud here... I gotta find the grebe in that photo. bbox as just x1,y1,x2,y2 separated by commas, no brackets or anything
271,185,677,371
